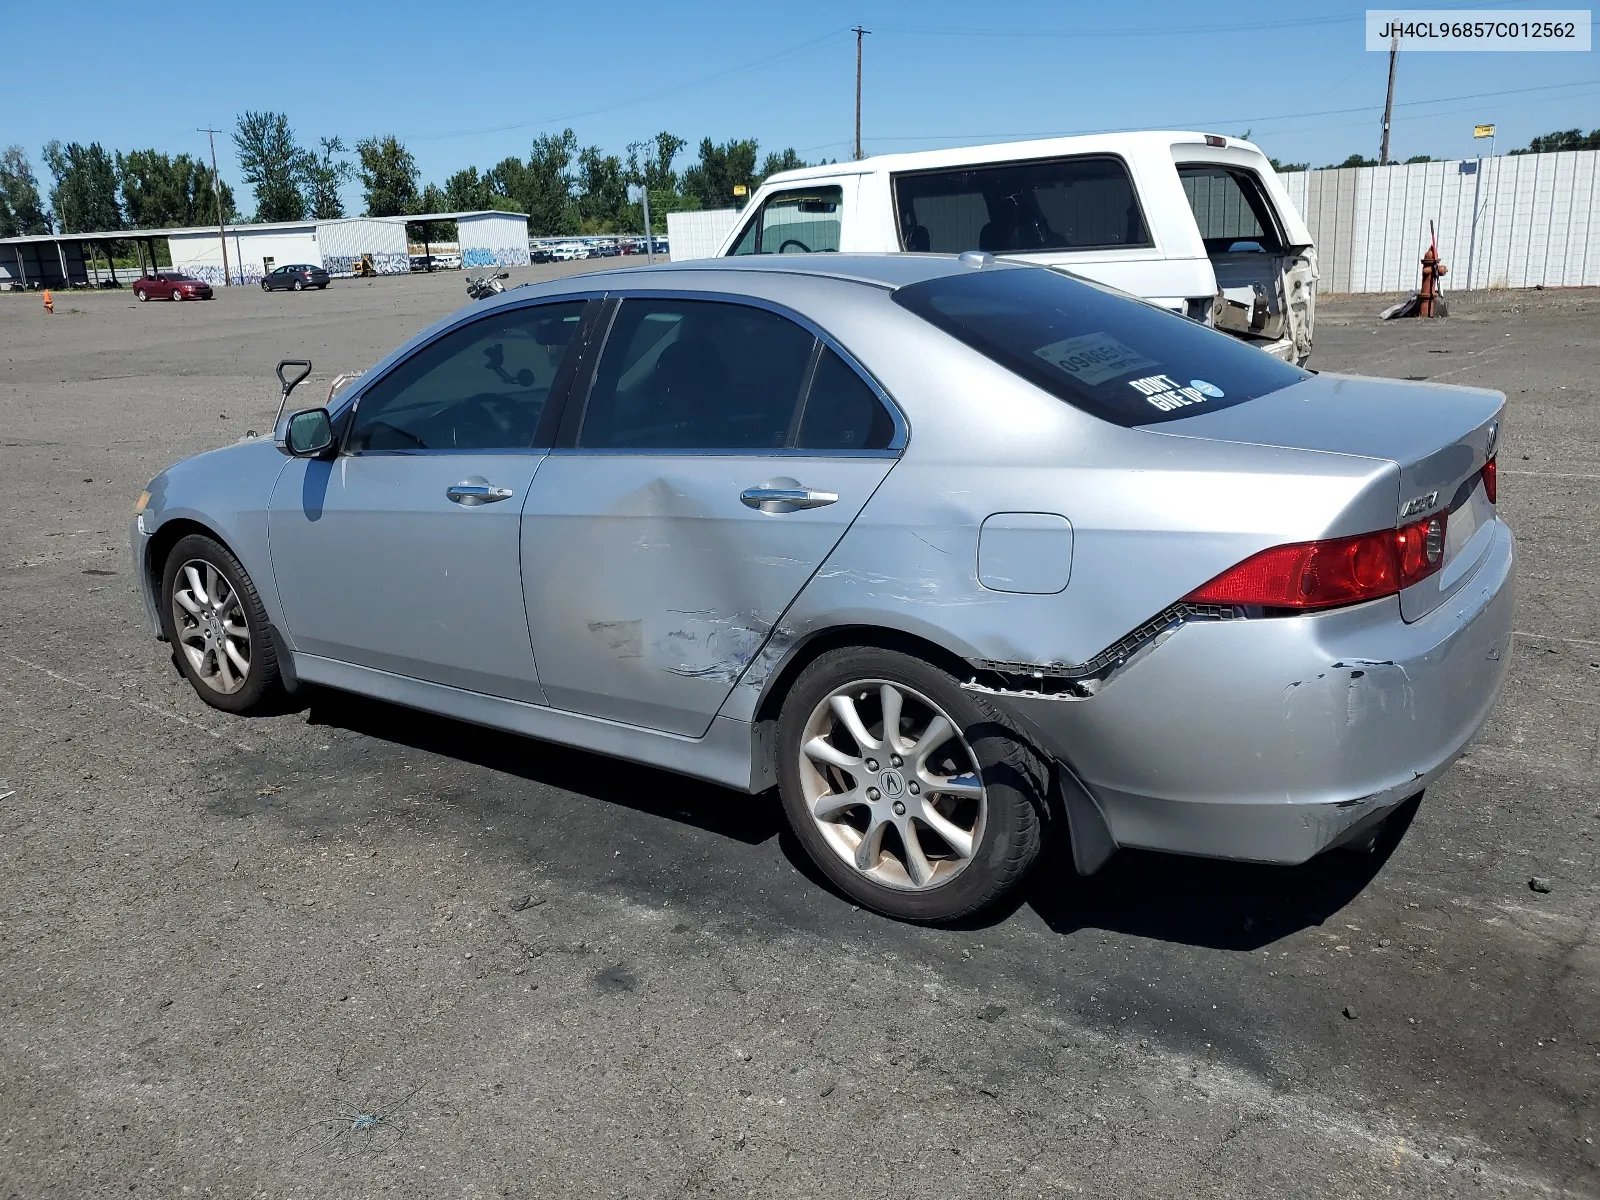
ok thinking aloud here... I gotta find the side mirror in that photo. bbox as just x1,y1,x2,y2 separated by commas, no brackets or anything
275,407,335,457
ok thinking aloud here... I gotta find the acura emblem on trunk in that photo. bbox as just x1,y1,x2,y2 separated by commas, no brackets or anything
1400,490,1440,518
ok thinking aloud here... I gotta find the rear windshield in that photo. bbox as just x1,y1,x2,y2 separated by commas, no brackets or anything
893,156,1149,254
892,266,1308,427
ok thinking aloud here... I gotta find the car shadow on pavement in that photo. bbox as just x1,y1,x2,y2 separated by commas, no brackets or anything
1024,797,1420,951
301,689,781,847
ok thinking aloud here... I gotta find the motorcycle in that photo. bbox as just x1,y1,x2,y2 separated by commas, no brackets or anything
465,271,510,300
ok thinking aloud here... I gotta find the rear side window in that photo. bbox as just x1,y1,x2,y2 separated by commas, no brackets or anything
893,267,1308,428
1178,165,1285,253
893,156,1149,254
579,299,815,449
796,348,897,451
727,186,843,255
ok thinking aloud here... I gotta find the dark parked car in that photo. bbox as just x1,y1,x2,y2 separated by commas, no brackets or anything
261,264,330,292
531,248,555,263
133,272,212,301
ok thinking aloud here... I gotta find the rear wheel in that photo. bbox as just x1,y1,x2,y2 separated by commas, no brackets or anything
292,278,303,291
776,647,1048,923
159,533,283,715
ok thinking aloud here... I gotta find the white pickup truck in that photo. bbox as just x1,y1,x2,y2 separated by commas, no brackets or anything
718,131,1317,364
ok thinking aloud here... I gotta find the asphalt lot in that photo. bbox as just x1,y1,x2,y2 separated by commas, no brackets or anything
1,267,1596,1198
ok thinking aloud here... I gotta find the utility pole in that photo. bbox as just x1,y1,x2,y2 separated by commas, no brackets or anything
852,26,870,161
1379,31,1398,165
199,127,232,285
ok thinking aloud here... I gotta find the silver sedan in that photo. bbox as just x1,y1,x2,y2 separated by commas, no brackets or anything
131,254,1513,922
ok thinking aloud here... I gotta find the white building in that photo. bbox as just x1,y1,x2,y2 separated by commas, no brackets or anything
168,217,409,284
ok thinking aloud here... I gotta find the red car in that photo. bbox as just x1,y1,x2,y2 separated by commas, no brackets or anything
133,272,213,302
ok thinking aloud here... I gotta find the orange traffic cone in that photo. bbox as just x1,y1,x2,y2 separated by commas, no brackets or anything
42,289,53,314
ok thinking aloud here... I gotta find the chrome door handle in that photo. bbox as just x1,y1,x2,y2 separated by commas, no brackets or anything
739,485,839,512
446,482,515,506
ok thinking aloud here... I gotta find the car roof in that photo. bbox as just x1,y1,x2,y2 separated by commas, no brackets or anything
544,253,1018,293
758,130,1258,185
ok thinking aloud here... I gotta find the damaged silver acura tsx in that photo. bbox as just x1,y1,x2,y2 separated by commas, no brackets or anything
132,254,1513,922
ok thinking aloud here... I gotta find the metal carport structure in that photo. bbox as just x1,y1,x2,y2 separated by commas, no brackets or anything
0,228,180,290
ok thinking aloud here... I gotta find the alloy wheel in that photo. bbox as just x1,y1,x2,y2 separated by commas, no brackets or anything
798,679,987,890
171,559,251,695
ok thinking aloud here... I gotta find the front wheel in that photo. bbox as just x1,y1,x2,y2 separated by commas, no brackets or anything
776,647,1048,923
135,289,147,302
260,280,270,291
159,533,284,715
170,289,183,301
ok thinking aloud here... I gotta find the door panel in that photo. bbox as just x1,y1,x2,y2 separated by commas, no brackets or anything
269,452,547,702
520,453,894,735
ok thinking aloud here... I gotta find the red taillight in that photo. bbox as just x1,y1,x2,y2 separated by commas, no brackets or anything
1185,516,1446,610
1481,456,1497,504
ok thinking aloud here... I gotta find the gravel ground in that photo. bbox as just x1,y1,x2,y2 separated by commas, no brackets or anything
1,270,1596,1199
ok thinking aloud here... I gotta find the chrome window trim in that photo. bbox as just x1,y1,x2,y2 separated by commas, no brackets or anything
336,293,602,457
545,446,902,459
567,287,909,454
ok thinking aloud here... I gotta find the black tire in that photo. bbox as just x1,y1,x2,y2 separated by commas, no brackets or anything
292,278,302,291
260,280,270,291
135,289,148,302
776,646,1048,923
158,533,284,715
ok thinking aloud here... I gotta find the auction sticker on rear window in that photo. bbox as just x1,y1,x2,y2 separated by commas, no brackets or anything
1127,374,1220,412
1032,332,1158,387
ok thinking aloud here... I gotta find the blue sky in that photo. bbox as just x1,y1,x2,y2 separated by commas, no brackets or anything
7,0,1597,216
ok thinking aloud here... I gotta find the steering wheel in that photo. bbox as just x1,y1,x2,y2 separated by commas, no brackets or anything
778,238,811,254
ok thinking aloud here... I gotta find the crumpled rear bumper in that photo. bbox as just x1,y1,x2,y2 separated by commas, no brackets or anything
989,520,1515,864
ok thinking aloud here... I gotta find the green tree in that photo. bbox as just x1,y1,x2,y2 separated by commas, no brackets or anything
43,140,123,232
1403,154,1433,165
355,134,419,217
233,111,306,221
116,150,236,228
303,136,353,219
0,146,51,235
444,166,493,212
758,147,807,181
682,137,759,209
575,145,629,232
492,130,578,235
626,131,686,193
1323,153,1380,169
1511,128,1600,155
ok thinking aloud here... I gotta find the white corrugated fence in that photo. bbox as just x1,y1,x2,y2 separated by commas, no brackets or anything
1279,149,1600,293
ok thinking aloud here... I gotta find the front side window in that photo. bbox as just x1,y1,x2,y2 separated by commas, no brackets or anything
727,186,843,256
578,299,816,450
348,301,586,452
1178,165,1285,253
893,266,1307,428
893,156,1150,255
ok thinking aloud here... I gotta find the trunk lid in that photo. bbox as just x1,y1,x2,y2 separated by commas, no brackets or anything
1151,372,1503,620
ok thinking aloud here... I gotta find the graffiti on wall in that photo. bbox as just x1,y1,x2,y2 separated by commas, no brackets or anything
322,253,410,278
463,247,527,268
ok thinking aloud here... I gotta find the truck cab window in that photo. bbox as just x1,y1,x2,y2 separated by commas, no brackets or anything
727,187,844,255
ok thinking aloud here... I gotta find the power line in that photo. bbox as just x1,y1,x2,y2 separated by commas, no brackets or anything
402,29,854,143
802,79,1600,152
